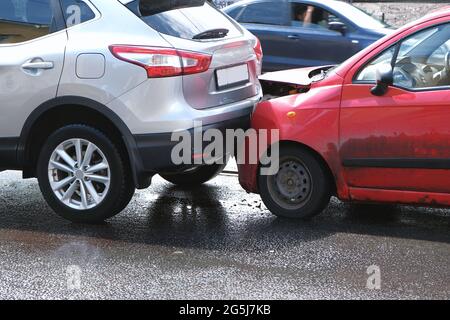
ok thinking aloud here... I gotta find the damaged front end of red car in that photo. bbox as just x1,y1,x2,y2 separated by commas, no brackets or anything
259,65,336,99
238,65,342,194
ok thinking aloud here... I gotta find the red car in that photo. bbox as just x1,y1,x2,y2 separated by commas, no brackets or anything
239,8,450,219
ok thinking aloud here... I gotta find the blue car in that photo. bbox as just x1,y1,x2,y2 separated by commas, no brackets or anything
224,0,393,71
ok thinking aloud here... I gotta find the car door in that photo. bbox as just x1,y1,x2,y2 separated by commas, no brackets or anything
340,23,450,194
287,1,358,67
0,0,67,143
235,0,291,72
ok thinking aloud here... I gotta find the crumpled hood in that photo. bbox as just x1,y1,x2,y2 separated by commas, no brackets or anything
258,65,335,88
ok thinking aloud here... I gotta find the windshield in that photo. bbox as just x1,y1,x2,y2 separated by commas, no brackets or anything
329,1,389,30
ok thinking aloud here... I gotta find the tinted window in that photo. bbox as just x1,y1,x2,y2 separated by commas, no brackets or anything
0,0,53,44
238,2,287,25
60,0,96,27
126,0,242,40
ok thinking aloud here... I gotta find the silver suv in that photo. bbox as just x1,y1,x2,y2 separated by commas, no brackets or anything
0,0,262,223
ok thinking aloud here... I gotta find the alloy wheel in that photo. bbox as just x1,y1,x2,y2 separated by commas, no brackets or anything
48,138,111,210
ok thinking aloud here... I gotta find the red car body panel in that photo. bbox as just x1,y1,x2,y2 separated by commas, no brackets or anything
340,84,450,194
239,74,346,196
238,9,450,207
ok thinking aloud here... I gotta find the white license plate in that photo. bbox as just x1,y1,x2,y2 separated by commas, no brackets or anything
216,64,249,90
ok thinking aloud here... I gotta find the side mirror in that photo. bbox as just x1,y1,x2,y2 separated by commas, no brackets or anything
328,21,346,35
371,64,393,96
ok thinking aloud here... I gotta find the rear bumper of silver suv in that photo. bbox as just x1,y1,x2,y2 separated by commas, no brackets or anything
131,92,261,175
134,114,251,173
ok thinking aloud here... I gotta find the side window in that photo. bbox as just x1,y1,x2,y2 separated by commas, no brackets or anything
355,47,395,82
60,0,96,28
291,3,343,30
397,28,437,57
356,23,450,89
238,2,287,26
0,0,53,44
393,24,450,89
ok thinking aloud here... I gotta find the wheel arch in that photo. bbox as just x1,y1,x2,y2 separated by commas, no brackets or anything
18,96,149,189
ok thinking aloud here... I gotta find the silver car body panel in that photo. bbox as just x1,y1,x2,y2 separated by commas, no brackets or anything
59,0,261,134
58,0,171,105
107,77,260,134
161,34,260,110
0,31,67,137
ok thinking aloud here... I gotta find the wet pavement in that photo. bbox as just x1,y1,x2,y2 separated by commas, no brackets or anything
0,170,449,299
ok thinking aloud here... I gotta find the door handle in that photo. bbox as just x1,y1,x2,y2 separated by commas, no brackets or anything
22,61,54,70
287,34,301,40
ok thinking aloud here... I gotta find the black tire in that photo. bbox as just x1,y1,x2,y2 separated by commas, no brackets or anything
160,162,227,187
258,145,331,219
37,125,135,223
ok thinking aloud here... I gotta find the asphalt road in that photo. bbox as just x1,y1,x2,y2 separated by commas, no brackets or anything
0,170,449,300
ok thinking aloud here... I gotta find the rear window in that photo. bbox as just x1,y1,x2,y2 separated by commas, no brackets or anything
225,6,244,19
126,0,242,40
60,0,96,27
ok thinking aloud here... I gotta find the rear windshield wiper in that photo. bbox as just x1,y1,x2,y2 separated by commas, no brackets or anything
193,28,229,40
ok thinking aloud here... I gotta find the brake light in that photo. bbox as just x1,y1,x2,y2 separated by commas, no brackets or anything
109,45,212,78
253,37,263,64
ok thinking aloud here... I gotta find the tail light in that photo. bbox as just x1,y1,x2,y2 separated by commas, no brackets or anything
253,37,263,65
109,45,212,78
252,37,263,75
